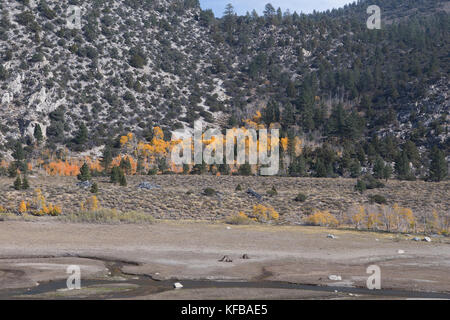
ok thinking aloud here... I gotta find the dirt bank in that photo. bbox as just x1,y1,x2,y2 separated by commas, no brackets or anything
0,220,448,299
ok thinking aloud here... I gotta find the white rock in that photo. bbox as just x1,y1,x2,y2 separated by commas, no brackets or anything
1,92,13,105
302,48,312,57
9,74,23,95
423,237,432,242
327,234,337,239
174,282,183,289
226,226,231,230
328,275,342,281
398,250,405,254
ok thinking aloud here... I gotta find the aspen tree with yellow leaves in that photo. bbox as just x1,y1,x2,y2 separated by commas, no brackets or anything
19,200,27,214
305,210,339,227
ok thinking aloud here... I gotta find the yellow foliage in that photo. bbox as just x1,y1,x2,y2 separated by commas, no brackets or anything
252,204,279,222
253,111,262,123
393,203,416,232
120,135,129,146
432,210,450,235
34,189,46,210
243,111,266,129
82,196,100,211
238,211,248,219
153,127,164,140
294,137,303,156
305,210,339,227
366,212,381,230
19,200,27,213
46,203,62,216
351,206,366,229
32,189,62,216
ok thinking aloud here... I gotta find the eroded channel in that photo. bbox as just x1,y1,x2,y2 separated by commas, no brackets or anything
0,257,449,300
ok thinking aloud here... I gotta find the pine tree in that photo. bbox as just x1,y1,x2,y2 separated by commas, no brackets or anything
315,159,327,178
13,176,22,190
395,151,411,180
354,179,366,193
77,163,91,182
238,163,252,176
8,163,17,178
33,124,43,144
191,162,207,175
120,157,132,175
429,146,447,182
281,103,295,128
90,182,98,194
349,160,361,178
223,3,236,34
12,141,27,175
101,146,113,172
21,175,30,190
157,157,168,173
12,141,25,163
74,123,88,146
119,169,127,186
373,156,385,179
218,162,230,175
382,163,393,181
264,3,276,19
137,158,144,175
110,166,120,184
289,155,306,177
286,82,296,98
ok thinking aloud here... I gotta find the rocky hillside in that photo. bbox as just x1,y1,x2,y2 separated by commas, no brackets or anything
0,0,448,178
1,0,229,150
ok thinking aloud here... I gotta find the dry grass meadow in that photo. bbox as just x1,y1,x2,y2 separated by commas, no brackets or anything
0,175,448,224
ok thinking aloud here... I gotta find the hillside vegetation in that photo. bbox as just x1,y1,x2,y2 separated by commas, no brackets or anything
0,0,448,181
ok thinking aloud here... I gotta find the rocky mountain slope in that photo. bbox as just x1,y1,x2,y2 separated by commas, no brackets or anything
0,0,448,177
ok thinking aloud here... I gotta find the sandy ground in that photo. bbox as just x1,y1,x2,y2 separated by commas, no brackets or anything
0,220,449,299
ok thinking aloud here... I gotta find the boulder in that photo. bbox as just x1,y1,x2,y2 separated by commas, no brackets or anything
173,282,183,289
219,255,233,263
137,182,161,190
76,181,92,189
246,188,262,200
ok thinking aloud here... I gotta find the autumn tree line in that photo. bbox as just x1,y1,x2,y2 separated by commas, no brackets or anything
0,112,448,185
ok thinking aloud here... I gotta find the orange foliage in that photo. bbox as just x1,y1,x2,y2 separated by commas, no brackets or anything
45,160,80,176
0,160,8,168
280,137,288,151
